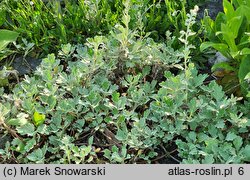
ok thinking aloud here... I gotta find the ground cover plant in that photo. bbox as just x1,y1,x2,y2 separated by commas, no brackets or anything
0,0,249,164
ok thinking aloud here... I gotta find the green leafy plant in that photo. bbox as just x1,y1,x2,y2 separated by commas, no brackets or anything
0,29,19,60
1,0,123,56
201,0,250,96
0,29,18,51
1,0,201,57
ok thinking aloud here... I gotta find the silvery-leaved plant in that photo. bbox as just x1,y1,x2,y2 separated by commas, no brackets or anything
0,5,249,164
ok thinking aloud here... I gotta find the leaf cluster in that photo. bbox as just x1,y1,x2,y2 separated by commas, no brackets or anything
201,0,250,97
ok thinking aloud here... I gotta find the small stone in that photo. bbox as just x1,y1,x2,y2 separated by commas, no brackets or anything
208,52,229,66
12,56,42,76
